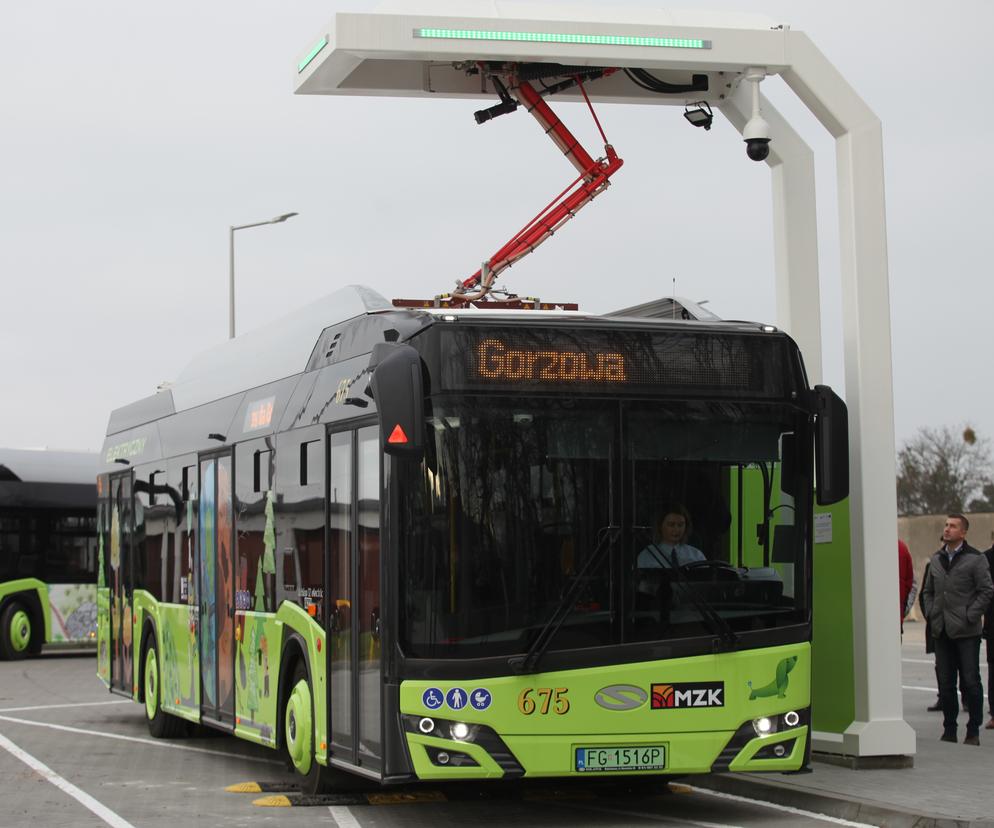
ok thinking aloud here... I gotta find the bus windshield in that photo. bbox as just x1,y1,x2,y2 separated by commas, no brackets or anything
399,396,811,661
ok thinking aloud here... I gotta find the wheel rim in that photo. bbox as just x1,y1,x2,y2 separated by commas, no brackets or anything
9,610,31,653
285,678,313,776
144,648,159,720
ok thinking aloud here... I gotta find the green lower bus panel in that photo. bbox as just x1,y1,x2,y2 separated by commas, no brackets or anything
401,643,809,779
157,602,201,719
233,612,281,746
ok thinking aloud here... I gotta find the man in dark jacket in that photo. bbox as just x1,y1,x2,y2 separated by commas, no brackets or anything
984,545,994,729
922,513,994,745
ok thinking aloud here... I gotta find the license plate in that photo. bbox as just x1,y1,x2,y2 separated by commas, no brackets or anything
575,745,666,772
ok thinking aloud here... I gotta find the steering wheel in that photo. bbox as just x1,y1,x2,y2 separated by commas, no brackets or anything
679,560,741,580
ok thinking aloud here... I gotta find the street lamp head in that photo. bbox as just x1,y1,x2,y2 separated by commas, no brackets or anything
271,212,299,223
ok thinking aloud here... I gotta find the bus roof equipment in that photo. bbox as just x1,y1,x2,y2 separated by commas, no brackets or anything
295,2,910,760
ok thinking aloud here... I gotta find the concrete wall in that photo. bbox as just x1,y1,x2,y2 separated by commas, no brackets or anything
899,512,994,621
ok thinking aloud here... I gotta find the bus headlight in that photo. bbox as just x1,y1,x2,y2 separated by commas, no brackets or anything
784,710,800,727
418,717,435,734
450,722,471,741
752,716,774,736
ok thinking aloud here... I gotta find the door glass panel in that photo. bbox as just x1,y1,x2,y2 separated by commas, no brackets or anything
357,427,381,769
110,474,133,692
216,455,235,721
199,459,217,712
328,432,353,755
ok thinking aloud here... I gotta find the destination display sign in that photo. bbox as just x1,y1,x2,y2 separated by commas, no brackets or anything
244,396,275,432
434,326,792,399
476,338,627,383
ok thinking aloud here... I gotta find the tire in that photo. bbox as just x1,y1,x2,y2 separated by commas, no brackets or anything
283,661,343,795
0,601,34,661
143,636,186,738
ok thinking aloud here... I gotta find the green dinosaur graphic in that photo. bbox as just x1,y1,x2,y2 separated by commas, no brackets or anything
748,656,797,699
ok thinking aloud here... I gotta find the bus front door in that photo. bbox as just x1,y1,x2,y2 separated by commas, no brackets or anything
198,453,236,728
109,472,133,695
327,426,383,774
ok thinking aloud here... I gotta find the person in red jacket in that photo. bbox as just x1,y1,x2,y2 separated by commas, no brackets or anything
899,539,914,632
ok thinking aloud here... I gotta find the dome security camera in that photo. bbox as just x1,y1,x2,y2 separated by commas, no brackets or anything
743,114,770,162
741,67,771,162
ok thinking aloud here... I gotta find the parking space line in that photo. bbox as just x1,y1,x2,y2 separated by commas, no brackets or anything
0,700,131,713
686,784,875,827
552,798,742,827
0,731,137,828
902,658,932,664
902,685,937,693
328,805,362,827
0,714,281,765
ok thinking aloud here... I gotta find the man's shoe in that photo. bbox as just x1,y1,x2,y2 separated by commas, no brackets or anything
965,733,980,746
985,719,994,730
927,701,942,711
940,731,957,742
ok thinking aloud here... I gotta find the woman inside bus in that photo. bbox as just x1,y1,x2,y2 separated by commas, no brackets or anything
636,504,706,569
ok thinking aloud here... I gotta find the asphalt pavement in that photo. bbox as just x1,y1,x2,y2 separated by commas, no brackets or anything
0,631,983,828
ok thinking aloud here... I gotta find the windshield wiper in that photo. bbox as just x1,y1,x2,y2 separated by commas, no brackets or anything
509,525,620,674
642,543,739,651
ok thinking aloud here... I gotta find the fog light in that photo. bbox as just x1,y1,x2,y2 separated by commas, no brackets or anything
436,751,450,765
753,716,773,736
773,744,786,757
784,710,800,727
419,717,435,734
451,722,470,741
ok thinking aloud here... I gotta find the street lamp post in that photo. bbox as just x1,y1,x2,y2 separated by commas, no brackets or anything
229,212,298,339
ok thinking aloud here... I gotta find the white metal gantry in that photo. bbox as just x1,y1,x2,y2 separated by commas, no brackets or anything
294,2,914,759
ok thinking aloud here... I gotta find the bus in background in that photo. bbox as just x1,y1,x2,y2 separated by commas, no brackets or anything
0,448,99,659
97,285,847,789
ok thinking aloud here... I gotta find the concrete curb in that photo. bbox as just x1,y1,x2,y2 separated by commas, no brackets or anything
692,772,991,828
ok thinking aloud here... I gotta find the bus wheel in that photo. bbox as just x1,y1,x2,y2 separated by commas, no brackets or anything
284,663,315,777
0,601,33,660
284,663,341,794
143,638,185,738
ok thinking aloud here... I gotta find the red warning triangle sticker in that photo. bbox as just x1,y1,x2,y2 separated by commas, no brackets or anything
388,424,408,444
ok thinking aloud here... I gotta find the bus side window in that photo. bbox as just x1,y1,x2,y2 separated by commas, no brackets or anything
236,441,272,613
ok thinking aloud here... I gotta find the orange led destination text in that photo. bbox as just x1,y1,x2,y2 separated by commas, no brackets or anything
476,338,627,383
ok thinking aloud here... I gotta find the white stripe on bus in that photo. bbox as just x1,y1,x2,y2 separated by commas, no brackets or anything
0,731,137,828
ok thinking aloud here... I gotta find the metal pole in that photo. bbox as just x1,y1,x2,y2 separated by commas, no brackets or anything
228,214,297,340
229,226,235,339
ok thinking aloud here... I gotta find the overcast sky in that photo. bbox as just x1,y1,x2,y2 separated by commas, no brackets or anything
2,0,991,453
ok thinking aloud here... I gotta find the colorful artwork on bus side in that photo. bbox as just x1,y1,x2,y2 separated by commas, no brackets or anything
47,584,97,642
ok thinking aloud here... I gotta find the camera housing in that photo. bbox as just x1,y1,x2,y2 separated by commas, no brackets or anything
743,114,771,162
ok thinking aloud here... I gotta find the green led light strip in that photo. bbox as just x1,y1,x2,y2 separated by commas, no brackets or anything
298,36,329,73
413,28,710,49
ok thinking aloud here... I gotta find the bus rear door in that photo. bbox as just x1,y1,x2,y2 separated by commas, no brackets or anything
198,453,236,728
109,472,133,694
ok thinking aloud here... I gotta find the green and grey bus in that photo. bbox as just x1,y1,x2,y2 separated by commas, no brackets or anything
98,285,847,790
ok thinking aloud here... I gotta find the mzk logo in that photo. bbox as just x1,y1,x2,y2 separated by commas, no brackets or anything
651,682,724,709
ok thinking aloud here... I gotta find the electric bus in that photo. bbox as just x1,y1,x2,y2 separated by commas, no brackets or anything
96,284,847,790
0,448,99,659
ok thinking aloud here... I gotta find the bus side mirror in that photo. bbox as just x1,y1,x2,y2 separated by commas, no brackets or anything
813,385,849,505
368,343,425,460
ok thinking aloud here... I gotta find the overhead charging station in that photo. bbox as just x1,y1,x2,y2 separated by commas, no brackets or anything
295,4,914,760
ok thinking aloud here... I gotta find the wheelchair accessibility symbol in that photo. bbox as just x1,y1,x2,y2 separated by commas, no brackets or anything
422,687,444,710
